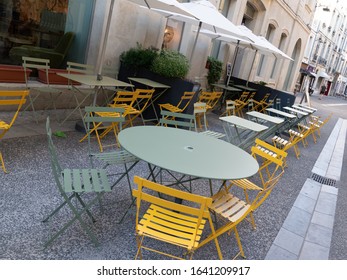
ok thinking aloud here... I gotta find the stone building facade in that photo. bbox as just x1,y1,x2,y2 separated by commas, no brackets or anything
86,0,316,93
301,0,347,96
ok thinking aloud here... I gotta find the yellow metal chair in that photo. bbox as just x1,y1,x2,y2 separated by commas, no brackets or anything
308,113,332,138
248,93,271,113
295,118,321,147
272,132,302,163
79,90,138,151
159,91,196,113
96,89,154,148
196,91,222,126
132,176,222,260
0,90,29,173
118,89,155,127
234,91,255,117
198,91,223,111
198,138,287,259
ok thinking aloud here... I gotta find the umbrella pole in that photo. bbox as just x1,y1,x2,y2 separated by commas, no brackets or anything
189,22,202,63
227,40,240,85
96,0,116,79
246,50,258,86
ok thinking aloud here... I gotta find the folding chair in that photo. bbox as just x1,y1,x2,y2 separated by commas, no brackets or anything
198,91,223,111
225,100,236,116
120,89,154,127
198,139,287,259
83,106,139,223
60,61,94,125
0,90,29,173
132,176,222,260
308,113,332,138
295,117,321,147
196,91,222,126
79,90,138,151
43,117,111,248
22,56,62,123
193,102,225,139
159,91,196,113
234,91,255,117
96,89,154,141
272,133,302,162
159,110,195,130
248,93,271,113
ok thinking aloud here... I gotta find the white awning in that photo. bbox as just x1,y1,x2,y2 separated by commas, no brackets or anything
317,70,330,79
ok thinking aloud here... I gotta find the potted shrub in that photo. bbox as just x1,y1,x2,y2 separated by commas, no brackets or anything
150,49,190,79
206,56,223,90
119,43,158,77
118,46,198,119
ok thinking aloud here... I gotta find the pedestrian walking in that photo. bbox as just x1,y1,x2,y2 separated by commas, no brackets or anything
319,82,327,100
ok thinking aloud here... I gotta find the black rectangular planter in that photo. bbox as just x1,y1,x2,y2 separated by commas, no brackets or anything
118,64,200,120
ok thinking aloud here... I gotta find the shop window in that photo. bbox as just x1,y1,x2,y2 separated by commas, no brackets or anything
0,0,68,64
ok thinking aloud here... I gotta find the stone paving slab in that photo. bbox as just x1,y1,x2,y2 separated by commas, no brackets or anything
266,118,346,260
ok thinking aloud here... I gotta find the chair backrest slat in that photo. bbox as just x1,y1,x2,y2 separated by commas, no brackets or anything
0,90,29,128
133,176,211,219
66,61,94,75
160,110,195,130
46,117,64,192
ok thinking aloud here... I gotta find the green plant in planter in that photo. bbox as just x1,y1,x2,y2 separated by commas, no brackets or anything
120,43,158,72
151,49,190,79
206,57,223,90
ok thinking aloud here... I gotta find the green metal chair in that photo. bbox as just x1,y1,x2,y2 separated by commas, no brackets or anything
43,117,111,248
159,110,195,130
193,102,226,139
22,56,62,123
83,106,139,222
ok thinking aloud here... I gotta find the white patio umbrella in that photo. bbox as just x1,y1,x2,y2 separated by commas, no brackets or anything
237,25,293,60
151,1,251,62
96,0,196,78
199,26,293,85
197,28,256,84
236,25,293,85
181,0,251,62
127,0,197,17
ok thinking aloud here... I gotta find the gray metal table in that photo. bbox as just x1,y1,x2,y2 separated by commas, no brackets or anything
283,106,311,126
118,126,259,194
292,104,316,114
266,107,302,135
211,83,242,110
296,103,317,112
246,111,285,141
233,84,257,92
58,73,134,125
219,115,268,149
266,107,297,119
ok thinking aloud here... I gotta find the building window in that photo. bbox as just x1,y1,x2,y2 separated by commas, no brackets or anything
257,24,275,76
0,0,69,64
270,33,287,79
242,2,256,27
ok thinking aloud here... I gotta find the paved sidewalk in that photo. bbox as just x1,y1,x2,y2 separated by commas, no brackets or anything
266,118,347,259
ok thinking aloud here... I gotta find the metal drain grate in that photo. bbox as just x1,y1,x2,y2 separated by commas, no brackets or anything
311,173,337,187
